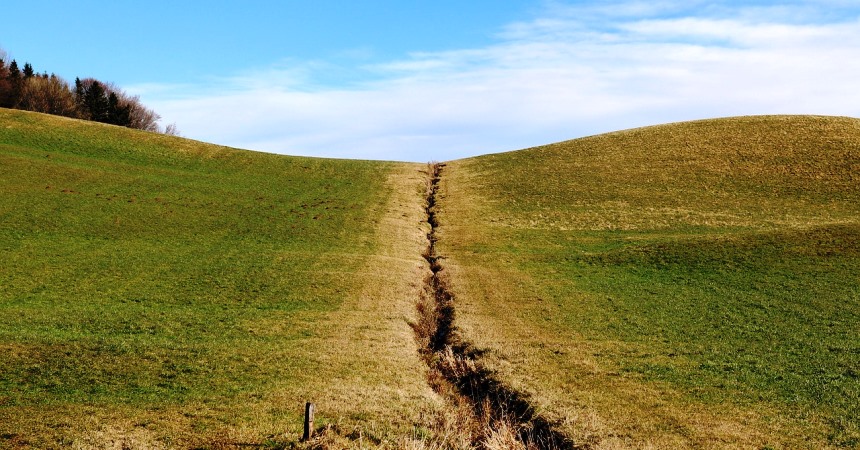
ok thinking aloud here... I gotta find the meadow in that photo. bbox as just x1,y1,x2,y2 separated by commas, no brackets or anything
436,116,860,448
2,110,859,449
0,109,436,448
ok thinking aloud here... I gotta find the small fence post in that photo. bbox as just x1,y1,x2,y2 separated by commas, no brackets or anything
302,401,315,441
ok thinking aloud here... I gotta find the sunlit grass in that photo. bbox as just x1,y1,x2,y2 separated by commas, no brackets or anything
5,108,859,448
0,108,435,448
438,115,860,448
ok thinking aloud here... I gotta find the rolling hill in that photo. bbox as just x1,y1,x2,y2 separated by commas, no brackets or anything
436,115,860,448
0,108,437,448
2,110,859,449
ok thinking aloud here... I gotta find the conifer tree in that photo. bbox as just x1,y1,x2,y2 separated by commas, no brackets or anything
6,60,23,107
23,62,34,79
106,91,131,126
83,80,109,122
8,60,19,78
73,77,84,109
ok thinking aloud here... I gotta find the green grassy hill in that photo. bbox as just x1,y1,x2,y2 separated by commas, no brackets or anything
0,108,436,448
3,110,859,449
437,116,860,448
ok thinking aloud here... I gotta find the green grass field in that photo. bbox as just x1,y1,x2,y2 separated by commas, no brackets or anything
2,110,859,449
0,109,436,448
437,116,860,448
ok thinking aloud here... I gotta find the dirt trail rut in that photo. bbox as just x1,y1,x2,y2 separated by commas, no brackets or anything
413,162,580,450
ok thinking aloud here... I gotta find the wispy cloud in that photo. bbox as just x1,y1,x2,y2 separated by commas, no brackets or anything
134,1,860,162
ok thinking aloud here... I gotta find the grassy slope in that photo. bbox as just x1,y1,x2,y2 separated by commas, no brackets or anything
0,109,435,448
437,116,860,448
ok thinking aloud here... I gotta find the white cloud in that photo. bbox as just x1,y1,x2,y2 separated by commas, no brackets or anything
136,1,860,162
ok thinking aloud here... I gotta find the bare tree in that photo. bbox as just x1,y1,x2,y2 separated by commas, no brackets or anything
126,97,161,131
20,74,77,117
164,122,181,136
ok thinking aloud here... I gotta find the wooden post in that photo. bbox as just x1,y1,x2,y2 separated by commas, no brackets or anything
302,401,315,441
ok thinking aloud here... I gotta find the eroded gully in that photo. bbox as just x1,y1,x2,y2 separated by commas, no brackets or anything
413,162,580,450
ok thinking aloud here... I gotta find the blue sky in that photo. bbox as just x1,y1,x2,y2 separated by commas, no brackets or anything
2,1,860,161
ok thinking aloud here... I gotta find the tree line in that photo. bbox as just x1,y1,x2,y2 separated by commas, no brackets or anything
0,48,177,135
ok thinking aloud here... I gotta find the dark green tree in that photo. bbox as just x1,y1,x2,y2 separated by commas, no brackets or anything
23,62,34,79
106,91,131,126
6,60,23,107
83,80,109,122
73,77,83,108
8,60,20,78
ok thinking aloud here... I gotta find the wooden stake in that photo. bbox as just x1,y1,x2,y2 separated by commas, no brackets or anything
302,401,315,441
